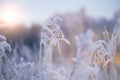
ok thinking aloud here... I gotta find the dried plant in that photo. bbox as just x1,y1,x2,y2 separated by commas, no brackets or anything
71,29,98,80
0,35,20,80
90,19,120,80
0,17,120,80
39,16,70,80
14,58,36,80
72,19,120,80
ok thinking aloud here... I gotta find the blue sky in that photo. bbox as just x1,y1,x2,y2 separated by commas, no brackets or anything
0,0,120,24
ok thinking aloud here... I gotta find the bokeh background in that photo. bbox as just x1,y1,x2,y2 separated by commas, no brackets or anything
0,0,120,64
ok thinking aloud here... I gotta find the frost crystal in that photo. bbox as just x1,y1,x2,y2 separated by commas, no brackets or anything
0,35,13,80
14,58,35,80
41,16,70,49
72,19,120,80
39,16,70,80
0,35,11,66
71,29,98,80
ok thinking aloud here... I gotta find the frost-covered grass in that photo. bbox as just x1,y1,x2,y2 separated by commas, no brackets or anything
71,19,120,80
0,17,120,80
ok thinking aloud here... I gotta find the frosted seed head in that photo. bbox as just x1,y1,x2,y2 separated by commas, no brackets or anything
41,16,70,51
103,26,109,42
53,16,63,24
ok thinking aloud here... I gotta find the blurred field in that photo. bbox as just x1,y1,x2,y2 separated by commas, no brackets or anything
0,0,120,80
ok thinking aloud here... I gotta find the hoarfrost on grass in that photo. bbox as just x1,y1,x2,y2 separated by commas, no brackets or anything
0,17,120,80
71,19,120,80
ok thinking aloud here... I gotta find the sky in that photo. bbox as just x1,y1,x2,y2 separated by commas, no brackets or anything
0,0,120,24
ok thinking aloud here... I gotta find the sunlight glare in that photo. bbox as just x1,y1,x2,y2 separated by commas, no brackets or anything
0,3,22,25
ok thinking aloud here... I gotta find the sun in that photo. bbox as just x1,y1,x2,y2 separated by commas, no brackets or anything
0,4,22,25
1,9,19,24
